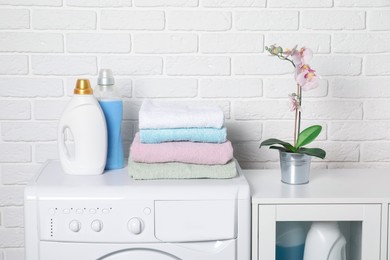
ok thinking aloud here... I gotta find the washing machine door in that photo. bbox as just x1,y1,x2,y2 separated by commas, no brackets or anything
99,248,180,260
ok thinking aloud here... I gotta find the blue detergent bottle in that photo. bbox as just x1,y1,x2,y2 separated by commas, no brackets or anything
276,222,307,260
95,69,124,170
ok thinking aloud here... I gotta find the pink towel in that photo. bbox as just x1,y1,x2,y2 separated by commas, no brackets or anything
130,132,233,165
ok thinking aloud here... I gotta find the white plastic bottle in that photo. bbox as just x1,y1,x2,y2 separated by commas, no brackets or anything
94,69,124,170
303,222,346,260
58,79,107,175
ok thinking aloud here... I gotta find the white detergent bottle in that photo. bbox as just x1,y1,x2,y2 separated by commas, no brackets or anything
58,79,107,175
303,222,346,260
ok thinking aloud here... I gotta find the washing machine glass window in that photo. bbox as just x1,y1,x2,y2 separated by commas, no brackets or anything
98,249,180,260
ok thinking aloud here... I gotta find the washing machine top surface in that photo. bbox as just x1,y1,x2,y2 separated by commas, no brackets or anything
27,160,250,200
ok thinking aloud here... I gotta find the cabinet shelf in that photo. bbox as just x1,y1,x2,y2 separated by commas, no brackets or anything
244,169,390,260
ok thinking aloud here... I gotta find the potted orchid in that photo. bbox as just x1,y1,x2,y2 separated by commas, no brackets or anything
260,45,326,184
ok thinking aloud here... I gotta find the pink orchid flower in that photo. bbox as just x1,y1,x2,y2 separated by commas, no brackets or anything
288,93,301,112
295,65,320,91
292,47,313,67
283,45,298,58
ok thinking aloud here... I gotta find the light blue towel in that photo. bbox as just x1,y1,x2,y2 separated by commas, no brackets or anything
139,127,227,144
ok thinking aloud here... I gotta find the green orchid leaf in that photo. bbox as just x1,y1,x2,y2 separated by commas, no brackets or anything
298,147,326,159
296,125,322,149
269,146,288,152
260,138,296,152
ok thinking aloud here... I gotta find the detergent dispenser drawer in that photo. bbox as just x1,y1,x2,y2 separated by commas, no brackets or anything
154,200,236,242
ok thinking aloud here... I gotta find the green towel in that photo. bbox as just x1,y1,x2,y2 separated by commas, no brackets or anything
128,159,237,180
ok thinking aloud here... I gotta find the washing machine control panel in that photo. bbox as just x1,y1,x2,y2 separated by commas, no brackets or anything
39,200,156,243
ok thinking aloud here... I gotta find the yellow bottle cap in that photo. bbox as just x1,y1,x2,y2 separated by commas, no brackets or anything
74,79,93,95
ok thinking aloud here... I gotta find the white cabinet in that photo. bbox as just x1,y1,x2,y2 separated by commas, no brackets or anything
244,169,390,260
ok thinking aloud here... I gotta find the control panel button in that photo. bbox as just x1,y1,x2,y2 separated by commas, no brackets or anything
76,208,84,214
48,208,56,215
128,218,143,235
91,219,103,232
143,207,151,215
89,208,97,214
63,209,70,214
69,220,81,232
102,208,110,214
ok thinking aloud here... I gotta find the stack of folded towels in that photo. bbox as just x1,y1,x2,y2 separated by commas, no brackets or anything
128,100,237,180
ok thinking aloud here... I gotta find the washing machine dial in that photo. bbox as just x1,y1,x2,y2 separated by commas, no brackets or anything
128,217,143,235
69,220,81,232
91,219,103,232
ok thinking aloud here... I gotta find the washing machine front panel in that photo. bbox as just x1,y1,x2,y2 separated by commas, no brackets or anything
38,199,157,243
38,198,237,243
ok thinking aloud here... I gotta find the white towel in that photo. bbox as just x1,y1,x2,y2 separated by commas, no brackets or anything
139,100,225,129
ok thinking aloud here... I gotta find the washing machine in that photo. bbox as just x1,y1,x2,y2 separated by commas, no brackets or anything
24,160,250,260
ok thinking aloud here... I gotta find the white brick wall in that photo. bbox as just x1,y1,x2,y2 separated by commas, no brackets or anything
134,0,197,7
0,78,63,97
334,0,390,7
166,56,230,75
301,10,366,30
1,1,390,257
34,143,58,163
201,33,263,53
134,78,198,98
203,0,265,7
67,33,131,53
0,144,31,163
234,55,294,75
311,56,362,76
134,33,198,53
236,11,299,31
364,55,390,75
264,78,328,98
101,56,163,75
331,78,390,98
1,165,40,185
32,55,97,75
265,33,331,53
33,9,97,30
0,0,61,6
0,33,64,53
67,0,131,7
0,9,29,29
101,10,165,30
333,33,390,53
367,10,390,30
3,207,24,228
267,0,332,8
200,78,262,97
0,101,30,120
0,56,28,75
168,11,232,31
1,122,57,142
